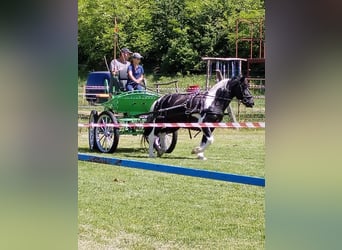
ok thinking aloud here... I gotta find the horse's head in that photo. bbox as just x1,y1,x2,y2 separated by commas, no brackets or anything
227,76,254,107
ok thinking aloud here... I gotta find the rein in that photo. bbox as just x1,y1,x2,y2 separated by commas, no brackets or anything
136,80,247,118
205,93,232,102
134,103,185,117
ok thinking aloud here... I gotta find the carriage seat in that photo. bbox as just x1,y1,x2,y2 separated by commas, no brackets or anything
117,69,128,92
111,68,129,93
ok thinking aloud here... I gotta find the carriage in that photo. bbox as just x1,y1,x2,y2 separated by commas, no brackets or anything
87,57,254,160
88,87,178,154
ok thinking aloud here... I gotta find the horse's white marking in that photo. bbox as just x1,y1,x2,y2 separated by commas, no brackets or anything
204,95,214,110
190,113,211,159
207,79,229,96
199,135,214,150
207,136,214,144
192,80,229,160
204,79,229,109
147,100,162,158
192,133,214,160
197,152,207,161
149,99,157,112
191,146,203,154
157,132,166,157
148,118,156,157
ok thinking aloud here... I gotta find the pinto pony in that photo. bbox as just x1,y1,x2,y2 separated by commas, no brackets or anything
143,76,254,160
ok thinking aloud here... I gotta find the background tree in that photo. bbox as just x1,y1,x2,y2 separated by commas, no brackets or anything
78,0,264,74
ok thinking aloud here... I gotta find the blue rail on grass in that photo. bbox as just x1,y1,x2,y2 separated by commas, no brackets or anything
78,153,265,187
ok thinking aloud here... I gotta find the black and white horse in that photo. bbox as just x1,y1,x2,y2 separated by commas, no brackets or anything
143,76,254,160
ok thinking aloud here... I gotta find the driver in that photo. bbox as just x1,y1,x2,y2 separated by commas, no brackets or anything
109,48,132,96
110,47,132,75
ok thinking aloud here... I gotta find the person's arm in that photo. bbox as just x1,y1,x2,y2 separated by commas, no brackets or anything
128,66,139,84
110,60,118,75
135,66,144,85
136,74,144,85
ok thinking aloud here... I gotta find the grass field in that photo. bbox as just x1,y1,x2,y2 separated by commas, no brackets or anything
78,129,265,249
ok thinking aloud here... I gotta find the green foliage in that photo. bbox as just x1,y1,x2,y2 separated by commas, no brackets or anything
78,0,264,73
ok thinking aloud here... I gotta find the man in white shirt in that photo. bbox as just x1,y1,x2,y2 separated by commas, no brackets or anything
109,48,132,95
110,47,132,75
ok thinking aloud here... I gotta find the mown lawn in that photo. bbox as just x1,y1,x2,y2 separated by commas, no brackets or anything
78,129,265,249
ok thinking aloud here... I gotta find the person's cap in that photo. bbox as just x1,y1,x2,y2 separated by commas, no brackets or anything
132,52,143,59
121,48,132,54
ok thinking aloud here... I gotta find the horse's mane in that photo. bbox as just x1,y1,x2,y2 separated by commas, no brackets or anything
207,78,229,96
207,76,244,96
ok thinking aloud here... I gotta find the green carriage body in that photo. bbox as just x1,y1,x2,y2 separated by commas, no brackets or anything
100,90,161,136
88,89,178,154
103,90,160,117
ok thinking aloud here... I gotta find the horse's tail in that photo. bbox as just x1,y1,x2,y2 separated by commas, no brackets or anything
143,115,154,137
141,113,155,149
140,129,150,150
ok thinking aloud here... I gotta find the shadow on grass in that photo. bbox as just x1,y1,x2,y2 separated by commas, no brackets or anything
78,147,195,160
120,154,195,160
78,147,145,154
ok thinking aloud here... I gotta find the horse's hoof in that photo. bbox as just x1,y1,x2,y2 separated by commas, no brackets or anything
197,155,207,160
191,147,202,154
196,152,207,160
149,154,156,158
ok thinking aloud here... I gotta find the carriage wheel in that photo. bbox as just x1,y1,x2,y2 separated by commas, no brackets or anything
154,131,178,154
95,111,120,153
164,131,178,153
88,110,99,151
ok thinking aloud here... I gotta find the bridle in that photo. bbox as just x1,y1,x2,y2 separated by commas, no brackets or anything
203,78,250,102
226,78,253,104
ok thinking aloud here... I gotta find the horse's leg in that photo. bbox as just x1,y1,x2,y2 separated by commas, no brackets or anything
191,127,214,160
157,132,166,157
148,124,157,158
190,113,212,160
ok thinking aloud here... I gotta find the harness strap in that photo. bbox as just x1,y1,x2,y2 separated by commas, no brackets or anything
185,93,205,115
